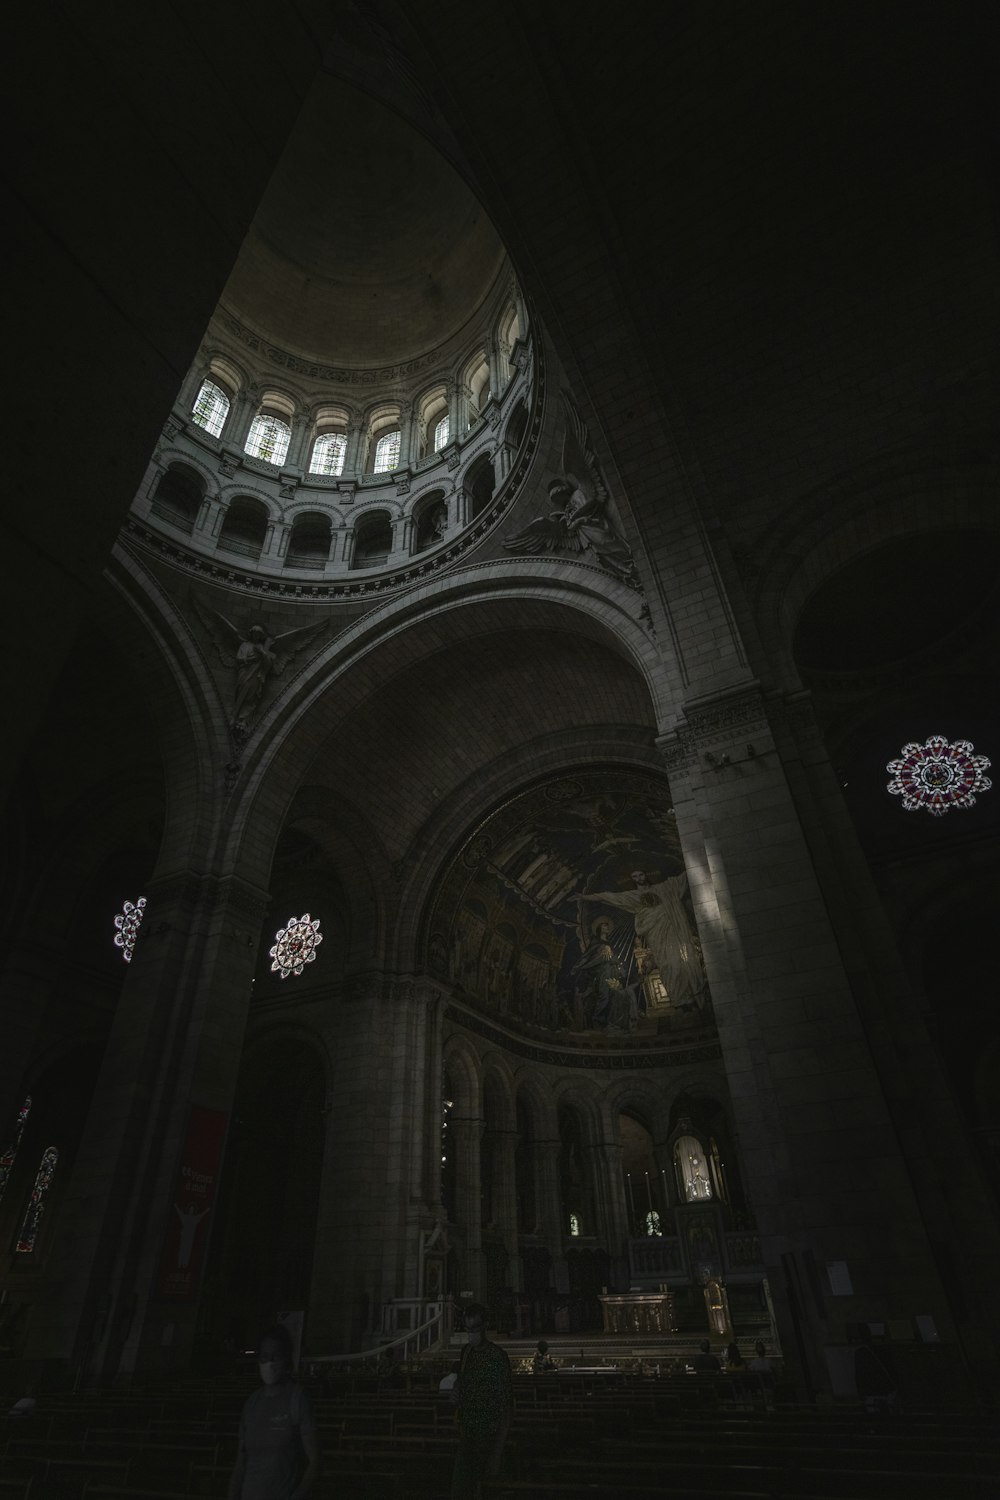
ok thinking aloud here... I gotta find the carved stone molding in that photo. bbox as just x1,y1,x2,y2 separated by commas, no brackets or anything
658,686,778,776
223,312,458,386
446,1004,722,1071
656,732,698,775
683,687,768,745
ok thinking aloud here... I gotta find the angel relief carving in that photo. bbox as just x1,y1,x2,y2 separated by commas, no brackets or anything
191,598,329,736
503,395,640,588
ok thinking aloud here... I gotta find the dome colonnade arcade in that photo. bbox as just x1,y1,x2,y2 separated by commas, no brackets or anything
135,279,530,577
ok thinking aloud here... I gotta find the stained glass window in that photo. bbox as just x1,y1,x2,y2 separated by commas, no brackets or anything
433,415,450,451
373,430,401,473
191,379,230,438
645,1209,663,1237
114,897,147,963
0,1096,31,1207
269,914,323,979
441,1096,453,1167
309,432,347,476
16,1146,58,1254
568,1213,580,1237
245,414,291,467
886,735,992,817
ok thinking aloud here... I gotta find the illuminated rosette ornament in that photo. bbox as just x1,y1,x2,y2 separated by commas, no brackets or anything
269,913,323,979
886,735,992,817
113,897,147,962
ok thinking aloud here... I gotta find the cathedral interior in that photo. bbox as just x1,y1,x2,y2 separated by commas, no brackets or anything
3,0,1000,1408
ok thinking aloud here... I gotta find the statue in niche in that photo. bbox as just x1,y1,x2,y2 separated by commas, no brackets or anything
582,867,705,1007
191,599,329,734
686,1152,712,1201
676,1134,713,1201
503,395,640,588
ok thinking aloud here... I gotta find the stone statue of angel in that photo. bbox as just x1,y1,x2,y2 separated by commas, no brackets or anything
503,395,640,587
191,599,329,732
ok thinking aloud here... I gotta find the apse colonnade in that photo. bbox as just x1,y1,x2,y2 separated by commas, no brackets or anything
422,1036,761,1335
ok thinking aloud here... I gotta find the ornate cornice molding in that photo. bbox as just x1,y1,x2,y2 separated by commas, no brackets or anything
445,1003,721,1071
144,869,271,927
657,684,771,775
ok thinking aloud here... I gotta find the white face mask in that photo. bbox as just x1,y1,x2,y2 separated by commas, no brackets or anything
259,1360,283,1385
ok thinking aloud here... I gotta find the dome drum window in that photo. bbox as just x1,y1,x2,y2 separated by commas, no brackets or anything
191,378,231,438
372,429,402,474
309,432,347,476
245,413,292,467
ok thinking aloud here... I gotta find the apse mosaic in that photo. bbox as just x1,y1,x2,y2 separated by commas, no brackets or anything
886,735,992,817
427,772,710,1039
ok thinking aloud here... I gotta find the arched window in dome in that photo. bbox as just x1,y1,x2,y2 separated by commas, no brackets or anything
0,1095,31,1207
309,432,347,477
191,379,230,438
433,415,450,451
16,1146,58,1254
373,430,401,474
245,413,291,467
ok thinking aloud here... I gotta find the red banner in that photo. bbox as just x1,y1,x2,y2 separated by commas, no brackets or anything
156,1106,228,1300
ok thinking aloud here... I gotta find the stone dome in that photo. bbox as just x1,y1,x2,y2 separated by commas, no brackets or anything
220,74,508,368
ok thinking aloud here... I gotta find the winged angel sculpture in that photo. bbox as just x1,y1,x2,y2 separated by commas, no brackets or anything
503,396,640,588
191,599,329,736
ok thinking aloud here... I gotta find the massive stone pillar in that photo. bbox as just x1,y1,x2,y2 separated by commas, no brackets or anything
489,1128,521,1293
659,688,963,1390
307,980,444,1353
24,868,268,1382
588,1140,630,1289
449,1115,485,1301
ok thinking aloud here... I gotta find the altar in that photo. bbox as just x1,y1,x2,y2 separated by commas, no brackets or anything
599,1291,675,1335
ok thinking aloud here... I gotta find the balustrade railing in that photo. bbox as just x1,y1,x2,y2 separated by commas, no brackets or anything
304,1302,447,1377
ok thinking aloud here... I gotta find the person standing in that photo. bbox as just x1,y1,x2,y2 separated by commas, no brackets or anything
690,1339,721,1373
228,1325,320,1500
451,1302,513,1499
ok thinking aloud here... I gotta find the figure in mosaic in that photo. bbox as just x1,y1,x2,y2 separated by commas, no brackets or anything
583,868,704,1006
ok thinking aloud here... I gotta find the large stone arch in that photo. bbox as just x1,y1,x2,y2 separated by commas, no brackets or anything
219,569,671,919
605,1079,672,1145
748,454,1000,688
